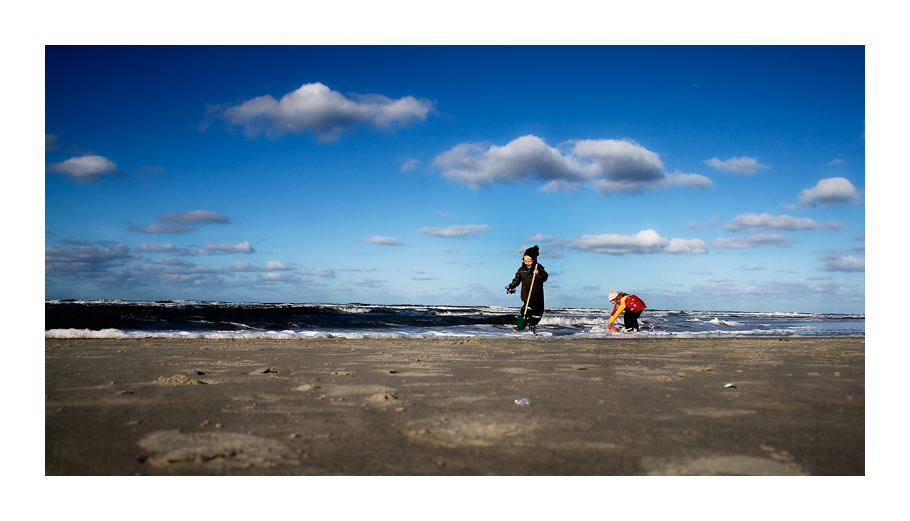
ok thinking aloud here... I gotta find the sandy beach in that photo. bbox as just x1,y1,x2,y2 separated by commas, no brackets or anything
45,336,864,476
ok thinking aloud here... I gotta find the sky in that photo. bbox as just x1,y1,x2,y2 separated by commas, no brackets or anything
44,45,865,313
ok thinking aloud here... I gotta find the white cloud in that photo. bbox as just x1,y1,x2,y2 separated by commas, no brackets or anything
419,225,489,238
361,236,405,245
136,243,178,253
254,271,315,285
723,213,843,232
125,211,230,234
222,261,260,272
665,237,708,254
159,210,231,225
819,254,865,272
47,155,118,181
434,135,711,195
209,82,434,141
170,241,256,256
352,278,387,288
528,234,555,242
825,158,845,166
435,136,596,188
712,234,797,249
299,268,336,278
223,260,298,272
791,177,861,208
567,230,706,255
45,243,134,275
665,170,714,189
703,156,771,175
571,138,664,183
687,218,717,230
401,158,421,172
124,221,195,234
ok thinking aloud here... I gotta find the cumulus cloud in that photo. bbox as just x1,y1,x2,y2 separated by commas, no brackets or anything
47,155,118,181
419,225,489,238
818,253,865,272
572,138,664,183
723,213,843,232
435,136,595,188
703,156,771,175
664,170,713,189
205,82,434,141
712,234,798,249
361,236,405,246
790,177,862,208
665,237,709,254
434,135,712,194
567,230,707,255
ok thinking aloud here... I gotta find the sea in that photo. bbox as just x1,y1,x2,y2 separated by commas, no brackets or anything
45,300,864,339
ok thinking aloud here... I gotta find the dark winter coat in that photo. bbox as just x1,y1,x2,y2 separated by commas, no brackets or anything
509,263,548,305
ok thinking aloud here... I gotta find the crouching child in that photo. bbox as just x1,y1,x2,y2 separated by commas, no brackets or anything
606,289,647,332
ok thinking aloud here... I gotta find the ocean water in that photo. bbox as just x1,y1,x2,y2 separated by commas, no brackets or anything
45,300,865,339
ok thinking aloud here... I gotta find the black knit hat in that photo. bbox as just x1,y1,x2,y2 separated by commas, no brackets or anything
523,245,540,262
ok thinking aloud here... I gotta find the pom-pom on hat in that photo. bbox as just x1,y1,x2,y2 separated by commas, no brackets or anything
608,289,619,302
523,245,540,261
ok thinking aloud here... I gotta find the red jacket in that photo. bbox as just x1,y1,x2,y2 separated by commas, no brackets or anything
608,294,646,324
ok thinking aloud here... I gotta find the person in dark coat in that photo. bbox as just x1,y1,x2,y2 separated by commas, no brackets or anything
506,245,549,334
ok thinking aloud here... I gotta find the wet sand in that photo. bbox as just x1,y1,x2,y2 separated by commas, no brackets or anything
45,336,864,475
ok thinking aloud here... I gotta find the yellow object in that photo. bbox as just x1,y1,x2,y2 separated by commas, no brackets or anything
608,296,627,324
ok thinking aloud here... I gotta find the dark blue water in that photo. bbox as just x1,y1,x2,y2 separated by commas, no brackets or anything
44,300,865,339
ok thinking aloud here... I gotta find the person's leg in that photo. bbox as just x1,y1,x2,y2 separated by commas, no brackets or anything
528,301,544,331
624,310,643,331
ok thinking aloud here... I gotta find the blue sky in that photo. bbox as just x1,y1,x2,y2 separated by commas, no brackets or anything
45,45,865,312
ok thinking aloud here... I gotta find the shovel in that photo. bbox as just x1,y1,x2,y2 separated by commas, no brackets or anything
515,265,538,331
